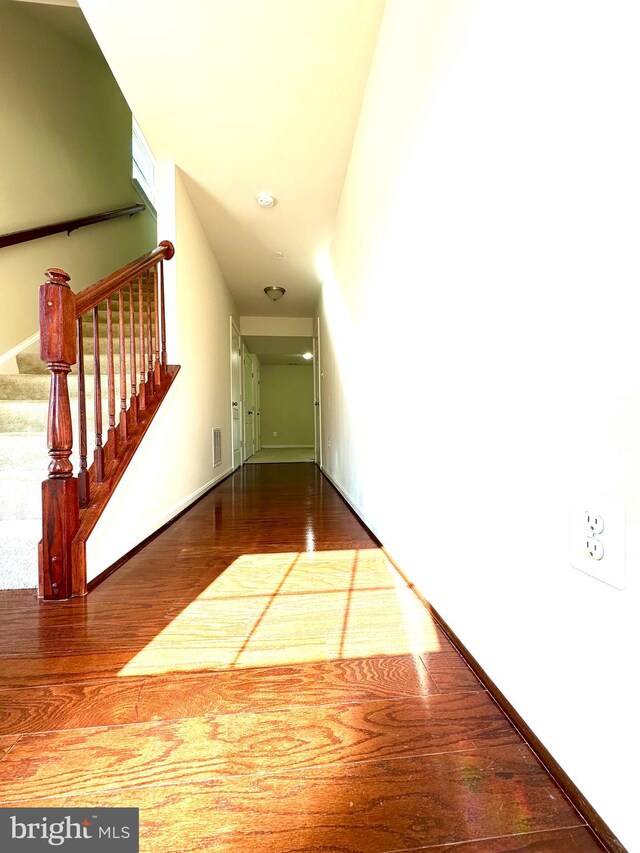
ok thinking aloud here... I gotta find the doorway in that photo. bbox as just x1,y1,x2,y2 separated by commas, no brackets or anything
313,317,322,467
242,345,256,461
247,354,314,464
236,332,317,465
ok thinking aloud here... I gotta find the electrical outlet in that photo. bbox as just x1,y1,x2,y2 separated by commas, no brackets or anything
570,498,625,589
273,431,277,437
585,512,604,535
585,537,604,560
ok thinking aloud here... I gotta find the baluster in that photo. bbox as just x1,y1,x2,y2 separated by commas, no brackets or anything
118,288,128,442
146,271,153,395
77,318,89,507
105,296,117,463
160,259,167,373
138,274,147,411
153,263,161,386
128,281,138,424
39,268,79,600
93,305,104,482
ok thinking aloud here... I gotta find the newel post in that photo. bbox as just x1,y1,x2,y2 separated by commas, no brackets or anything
39,268,79,600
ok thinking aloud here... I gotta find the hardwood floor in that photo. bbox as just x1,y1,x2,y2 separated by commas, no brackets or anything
0,463,605,851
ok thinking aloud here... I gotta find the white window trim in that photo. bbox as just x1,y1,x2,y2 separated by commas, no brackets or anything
131,116,157,217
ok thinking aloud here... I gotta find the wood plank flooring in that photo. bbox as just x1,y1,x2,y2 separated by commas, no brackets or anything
0,463,604,851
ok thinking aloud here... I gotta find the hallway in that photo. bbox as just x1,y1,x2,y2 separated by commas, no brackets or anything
0,464,603,851
245,446,315,464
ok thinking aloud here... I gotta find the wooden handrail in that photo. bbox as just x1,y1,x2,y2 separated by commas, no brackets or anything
38,240,177,600
0,204,145,250
75,241,174,316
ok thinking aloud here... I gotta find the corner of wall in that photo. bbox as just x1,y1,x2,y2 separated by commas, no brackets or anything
86,161,239,582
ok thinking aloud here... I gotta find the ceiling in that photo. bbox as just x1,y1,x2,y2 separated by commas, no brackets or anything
257,353,313,366
76,0,386,317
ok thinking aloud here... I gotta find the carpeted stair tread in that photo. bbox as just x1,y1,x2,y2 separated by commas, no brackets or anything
0,375,52,400
0,373,135,401
80,337,157,358
0,398,120,433
1,303,157,590
0,475,42,520
0,400,50,433
0,518,40,590
0,434,46,469
17,350,156,376
82,303,155,324
0,435,87,477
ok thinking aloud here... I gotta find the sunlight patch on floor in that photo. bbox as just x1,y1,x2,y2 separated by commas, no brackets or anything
117,548,442,676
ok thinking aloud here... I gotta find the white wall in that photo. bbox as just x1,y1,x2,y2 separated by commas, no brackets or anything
240,317,313,337
318,1,640,848
0,0,157,354
86,165,238,577
260,364,314,447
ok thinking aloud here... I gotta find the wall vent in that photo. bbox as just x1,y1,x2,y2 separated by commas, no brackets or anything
212,428,222,467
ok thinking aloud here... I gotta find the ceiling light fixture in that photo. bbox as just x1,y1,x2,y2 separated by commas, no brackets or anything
256,191,276,208
302,352,313,360
264,286,286,301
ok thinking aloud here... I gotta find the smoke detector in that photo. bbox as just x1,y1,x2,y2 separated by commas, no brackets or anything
256,191,276,208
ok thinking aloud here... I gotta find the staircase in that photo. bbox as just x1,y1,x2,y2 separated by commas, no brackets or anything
0,283,160,592
0,363,44,589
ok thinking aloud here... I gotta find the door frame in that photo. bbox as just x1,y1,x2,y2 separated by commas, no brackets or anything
254,358,261,452
313,316,322,466
229,317,242,470
241,342,256,461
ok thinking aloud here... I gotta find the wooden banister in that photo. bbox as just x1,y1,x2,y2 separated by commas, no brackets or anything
38,241,177,600
0,204,145,250
75,241,174,316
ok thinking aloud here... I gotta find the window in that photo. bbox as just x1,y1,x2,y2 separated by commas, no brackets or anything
131,116,156,210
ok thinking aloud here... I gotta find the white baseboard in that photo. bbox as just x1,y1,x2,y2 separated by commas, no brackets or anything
159,467,234,523
319,464,384,543
86,466,234,584
261,444,315,449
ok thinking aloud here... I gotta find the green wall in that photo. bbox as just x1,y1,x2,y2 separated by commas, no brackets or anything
260,364,314,446
0,0,157,354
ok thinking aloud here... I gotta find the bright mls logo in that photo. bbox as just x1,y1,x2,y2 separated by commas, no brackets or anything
0,808,138,851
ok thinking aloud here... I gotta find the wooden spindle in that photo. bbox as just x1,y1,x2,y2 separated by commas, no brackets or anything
39,268,79,600
118,288,128,442
128,281,138,424
160,259,167,373
77,317,89,508
93,305,104,482
146,271,153,395
105,296,117,463
137,274,146,411
153,263,161,386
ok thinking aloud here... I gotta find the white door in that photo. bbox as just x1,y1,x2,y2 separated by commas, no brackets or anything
230,320,242,469
313,317,322,465
243,347,255,460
